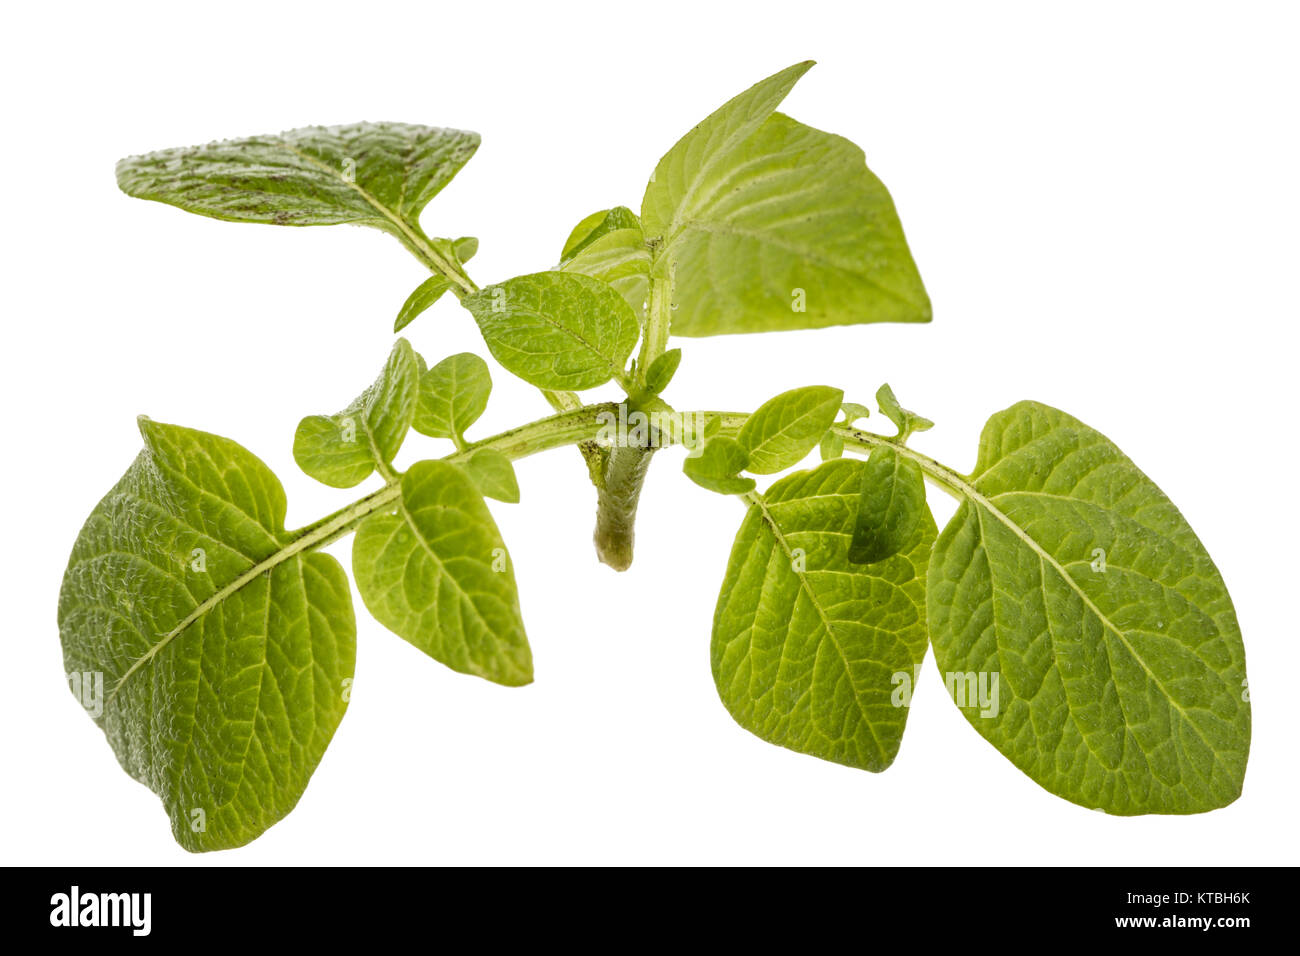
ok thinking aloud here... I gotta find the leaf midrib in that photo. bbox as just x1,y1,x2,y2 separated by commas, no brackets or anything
276,142,469,294
108,483,400,704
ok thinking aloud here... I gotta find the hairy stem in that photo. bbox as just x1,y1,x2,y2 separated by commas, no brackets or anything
593,443,655,571
831,425,968,503
635,269,673,389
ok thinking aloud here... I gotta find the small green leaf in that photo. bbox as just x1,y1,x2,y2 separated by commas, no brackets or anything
737,385,844,474
560,206,641,261
59,418,355,851
393,237,479,332
394,276,451,332
413,352,492,443
683,437,755,495
450,235,479,263
293,339,419,488
819,432,844,460
641,63,929,336
848,445,927,564
116,124,478,259
643,348,682,395
876,383,933,441
839,402,871,425
352,460,531,686
460,448,520,503
559,226,650,322
929,401,1250,813
712,458,935,771
462,272,639,391
561,209,610,260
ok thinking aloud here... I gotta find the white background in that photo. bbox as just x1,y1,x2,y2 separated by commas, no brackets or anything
2,1,1296,865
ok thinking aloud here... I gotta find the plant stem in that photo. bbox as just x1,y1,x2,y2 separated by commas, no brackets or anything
635,269,673,389
286,406,975,578
830,425,968,503
593,442,655,571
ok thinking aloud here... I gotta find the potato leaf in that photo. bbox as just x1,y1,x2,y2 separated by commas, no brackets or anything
641,63,929,335
712,458,935,770
58,418,357,851
928,401,1250,813
293,339,420,488
737,385,843,474
462,272,639,391
352,460,531,686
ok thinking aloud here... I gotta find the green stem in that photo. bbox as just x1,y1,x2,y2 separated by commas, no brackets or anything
830,424,968,503
593,442,656,571
635,269,673,389
289,408,975,581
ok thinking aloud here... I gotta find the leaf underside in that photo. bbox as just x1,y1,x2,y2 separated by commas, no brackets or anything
642,63,930,336
58,419,354,851
116,123,479,241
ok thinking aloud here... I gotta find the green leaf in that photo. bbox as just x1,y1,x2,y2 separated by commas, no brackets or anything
561,209,610,260
683,437,755,495
643,348,682,395
928,401,1250,814
116,124,478,257
394,276,452,332
712,458,935,771
393,237,479,332
560,206,641,261
460,448,520,503
849,445,926,564
819,432,844,460
352,460,531,686
293,339,419,488
462,272,639,391
641,63,929,335
412,352,492,443
839,402,871,425
58,418,355,851
737,385,844,474
559,228,651,322
876,383,933,441
450,235,479,263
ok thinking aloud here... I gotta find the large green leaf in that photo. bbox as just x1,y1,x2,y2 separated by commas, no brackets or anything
58,419,355,851
116,123,478,258
928,401,1250,813
736,385,844,474
293,339,419,488
352,460,531,686
641,63,930,335
712,458,935,771
462,272,639,391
